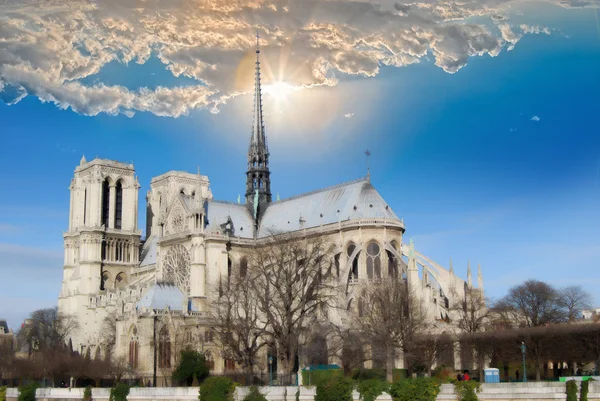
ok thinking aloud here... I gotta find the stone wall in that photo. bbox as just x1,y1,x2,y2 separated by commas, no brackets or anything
5,381,599,401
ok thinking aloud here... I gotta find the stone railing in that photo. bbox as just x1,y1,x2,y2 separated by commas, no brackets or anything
5,381,598,401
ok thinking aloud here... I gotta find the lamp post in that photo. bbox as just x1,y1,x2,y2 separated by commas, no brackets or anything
269,356,273,386
521,342,527,383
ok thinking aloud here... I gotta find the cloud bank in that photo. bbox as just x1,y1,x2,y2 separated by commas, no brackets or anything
0,0,589,117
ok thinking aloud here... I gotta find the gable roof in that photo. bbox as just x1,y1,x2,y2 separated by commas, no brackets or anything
140,234,158,267
257,178,399,237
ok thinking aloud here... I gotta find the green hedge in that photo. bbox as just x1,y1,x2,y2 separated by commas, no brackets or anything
357,379,390,401
392,370,408,383
566,380,577,401
199,377,236,401
315,376,354,401
109,383,129,401
454,381,480,401
0,386,7,401
389,378,440,401
83,385,93,401
18,383,39,401
242,386,267,401
303,369,344,386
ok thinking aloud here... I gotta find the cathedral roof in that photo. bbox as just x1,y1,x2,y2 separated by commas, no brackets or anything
136,282,185,311
0,319,9,334
205,200,255,239
257,177,399,237
140,234,158,267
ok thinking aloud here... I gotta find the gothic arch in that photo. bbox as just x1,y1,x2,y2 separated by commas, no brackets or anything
158,325,171,369
115,272,128,289
239,256,248,278
102,270,114,290
366,240,382,280
115,179,124,229
128,325,139,369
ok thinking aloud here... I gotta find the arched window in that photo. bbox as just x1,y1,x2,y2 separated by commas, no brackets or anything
366,242,381,280
240,257,248,278
102,271,113,290
83,188,87,225
387,250,398,278
129,327,138,369
158,326,171,369
101,180,110,227
347,244,359,282
115,181,123,229
227,257,232,278
334,253,341,277
115,272,128,289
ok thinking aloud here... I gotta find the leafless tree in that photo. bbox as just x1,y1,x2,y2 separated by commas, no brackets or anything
496,280,567,328
109,356,132,383
353,279,428,381
412,333,453,377
0,338,15,383
100,314,117,360
559,286,593,321
249,233,338,376
452,287,489,334
18,308,78,355
208,266,268,376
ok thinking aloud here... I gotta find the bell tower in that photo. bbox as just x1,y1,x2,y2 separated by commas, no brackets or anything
245,31,272,224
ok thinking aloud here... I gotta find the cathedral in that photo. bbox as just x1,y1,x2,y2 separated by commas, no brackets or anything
57,39,483,384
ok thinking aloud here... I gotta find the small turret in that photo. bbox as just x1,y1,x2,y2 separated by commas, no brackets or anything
477,264,484,294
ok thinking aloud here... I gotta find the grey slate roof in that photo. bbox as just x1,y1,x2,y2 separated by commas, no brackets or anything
258,178,399,237
140,234,158,267
205,200,255,239
136,282,185,311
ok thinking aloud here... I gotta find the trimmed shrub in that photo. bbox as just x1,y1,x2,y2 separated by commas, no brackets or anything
352,369,386,382
389,378,441,401
242,386,267,401
199,377,236,401
18,383,39,401
173,349,210,386
357,379,390,401
83,386,93,401
454,381,480,401
303,369,344,387
566,380,577,401
109,383,129,401
580,379,595,401
0,386,7,401
315,376,354,401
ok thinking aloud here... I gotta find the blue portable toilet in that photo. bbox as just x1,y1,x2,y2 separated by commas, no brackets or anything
484,368,500,383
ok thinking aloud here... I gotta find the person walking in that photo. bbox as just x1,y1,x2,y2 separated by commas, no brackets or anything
464,372,470,381
515,370,520,382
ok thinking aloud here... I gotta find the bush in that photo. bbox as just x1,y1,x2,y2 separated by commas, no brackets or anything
0,386,7,401
389,378,440,401
566,380,577,401
199,377,236,401
580,379,594,401
18,383,39,401
392,370,408,383
173,349,211,386
242,386,267,401
83,386,93,401
352,369,386,382
109,383,129,401
454,381,480,401
315,376,354,401
357,379,390,401
303,369,344,386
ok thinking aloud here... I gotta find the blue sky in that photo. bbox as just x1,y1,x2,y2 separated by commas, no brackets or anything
1,1,599,329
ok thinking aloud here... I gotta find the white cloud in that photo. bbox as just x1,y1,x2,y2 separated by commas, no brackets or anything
531,115,541,121
0,0,590,117
344,112,355,119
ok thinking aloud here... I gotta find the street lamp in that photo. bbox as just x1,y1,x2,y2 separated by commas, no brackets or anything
521,342,527,383
268,356,273,386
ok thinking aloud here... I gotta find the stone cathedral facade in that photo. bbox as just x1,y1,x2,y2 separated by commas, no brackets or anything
57,40,484,384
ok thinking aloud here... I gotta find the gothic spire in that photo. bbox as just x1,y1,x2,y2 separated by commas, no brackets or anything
246,30,272,223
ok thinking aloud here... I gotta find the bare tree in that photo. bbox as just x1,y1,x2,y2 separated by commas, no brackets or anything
19,308,78,355
354,279,428,382
250,233,337,377
452,287,489,334
209,269,268,377
412,333,453,377
559,286,593,321
100,314,117,360
0,337,15,383
109,356,132,383
497,280,567,328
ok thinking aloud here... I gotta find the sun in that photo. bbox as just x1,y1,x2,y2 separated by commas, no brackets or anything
264,81,295,102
